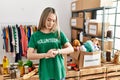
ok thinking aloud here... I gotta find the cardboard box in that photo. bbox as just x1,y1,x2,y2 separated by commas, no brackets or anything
71,1,83,11
79,12,92,19
71,17,83,29
79,51,101,69
70,51,101,69
98,39,113,51
71,29,78,41
88,21,109,37
82,0,113,10
70,51,80,61
71,0,113,11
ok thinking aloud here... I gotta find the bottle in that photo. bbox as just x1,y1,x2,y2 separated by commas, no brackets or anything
18,60,24,76
2,56,9,74
79,32,83,42
24,66,29,74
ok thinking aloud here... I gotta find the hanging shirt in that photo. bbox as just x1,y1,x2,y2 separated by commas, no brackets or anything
15,25,22,62
2,28,6,50
27,26,31,42
28,30,69,80
20,25,28,56
8,26,13,52
5,27,9,52
12,26,19,53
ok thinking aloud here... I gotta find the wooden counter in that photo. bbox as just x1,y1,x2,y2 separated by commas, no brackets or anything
0,75,39,80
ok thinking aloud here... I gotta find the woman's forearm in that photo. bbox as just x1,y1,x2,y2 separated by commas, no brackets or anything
60,46,74,54
27,53,46,60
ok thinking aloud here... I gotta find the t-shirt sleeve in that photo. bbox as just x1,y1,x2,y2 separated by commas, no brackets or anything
28,34,36,48
60,31,69,46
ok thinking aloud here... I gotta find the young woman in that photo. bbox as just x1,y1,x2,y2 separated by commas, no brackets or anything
27,7,74,80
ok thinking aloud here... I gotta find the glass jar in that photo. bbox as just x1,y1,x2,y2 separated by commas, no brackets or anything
9,66,16,79
24,66,29,74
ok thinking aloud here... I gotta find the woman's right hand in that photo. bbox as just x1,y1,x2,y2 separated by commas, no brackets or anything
45,49,56,58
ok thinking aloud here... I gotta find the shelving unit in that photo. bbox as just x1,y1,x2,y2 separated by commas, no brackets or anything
71,7,116,51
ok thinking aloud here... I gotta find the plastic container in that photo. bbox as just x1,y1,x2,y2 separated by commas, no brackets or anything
2,56,9,74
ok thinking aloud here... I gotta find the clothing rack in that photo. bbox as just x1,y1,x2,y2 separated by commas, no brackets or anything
0,22,38,37
0,22,38,25
0,23,38,62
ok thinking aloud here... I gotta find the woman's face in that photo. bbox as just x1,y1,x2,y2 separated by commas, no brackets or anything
45,13,56,30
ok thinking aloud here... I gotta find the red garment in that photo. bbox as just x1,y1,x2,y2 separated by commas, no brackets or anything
5,27,9,52
20,25,28,56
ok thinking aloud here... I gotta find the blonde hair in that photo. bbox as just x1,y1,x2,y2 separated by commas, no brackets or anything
38,7,60,38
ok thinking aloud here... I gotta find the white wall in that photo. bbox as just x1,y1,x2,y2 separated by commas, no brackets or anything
0,0,73,64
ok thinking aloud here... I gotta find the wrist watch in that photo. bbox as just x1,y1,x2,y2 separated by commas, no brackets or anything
58,49,61,54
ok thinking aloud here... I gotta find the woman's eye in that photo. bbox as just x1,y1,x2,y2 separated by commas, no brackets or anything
53,20,55,22
47,19,50,21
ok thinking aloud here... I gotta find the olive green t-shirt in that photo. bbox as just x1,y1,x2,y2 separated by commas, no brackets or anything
28,30,69,80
